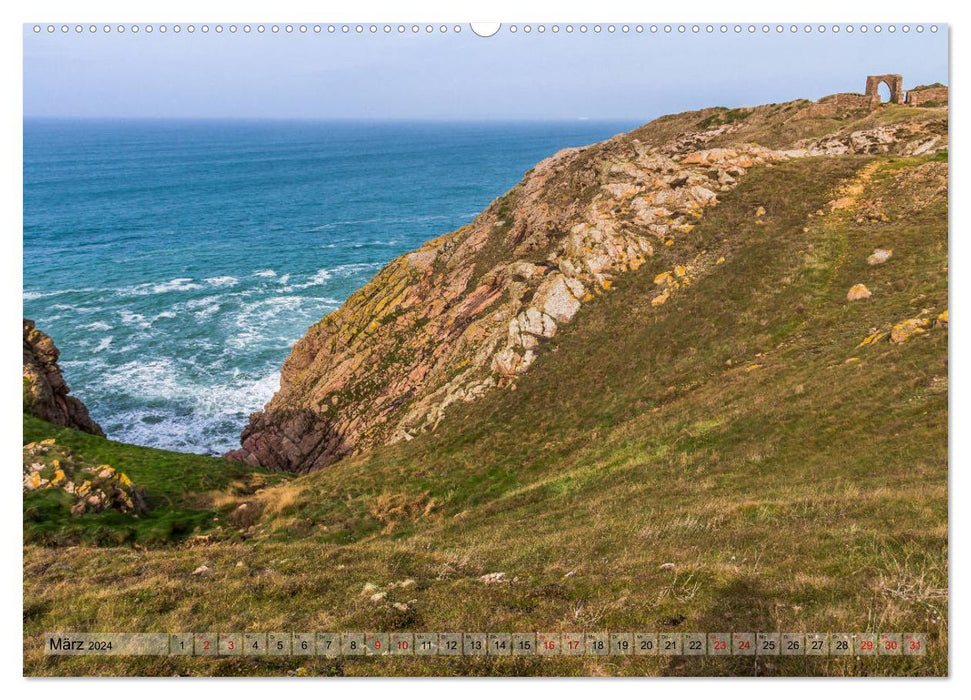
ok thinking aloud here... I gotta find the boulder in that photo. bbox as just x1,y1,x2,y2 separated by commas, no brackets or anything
847,284,872,301
891,317,930,343
867,248,893,265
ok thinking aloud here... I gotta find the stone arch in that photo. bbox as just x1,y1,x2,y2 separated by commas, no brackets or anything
865,74,905,105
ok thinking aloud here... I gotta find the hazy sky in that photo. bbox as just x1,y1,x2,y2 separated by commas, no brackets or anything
23,25,949,120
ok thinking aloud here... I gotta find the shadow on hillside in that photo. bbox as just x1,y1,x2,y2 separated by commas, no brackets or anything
661,576,782,677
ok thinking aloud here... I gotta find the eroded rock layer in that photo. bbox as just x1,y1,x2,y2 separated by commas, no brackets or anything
228,99,948,473
23,319,105,436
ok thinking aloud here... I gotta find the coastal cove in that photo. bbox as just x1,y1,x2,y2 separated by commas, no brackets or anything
23,118,638,455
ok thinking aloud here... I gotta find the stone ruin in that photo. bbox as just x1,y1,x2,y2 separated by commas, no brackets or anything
865,74,948,107
865,74,905,105
906,83,949,107
793,75,947,119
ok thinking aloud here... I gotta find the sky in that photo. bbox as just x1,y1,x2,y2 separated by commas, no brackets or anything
23,24,949,120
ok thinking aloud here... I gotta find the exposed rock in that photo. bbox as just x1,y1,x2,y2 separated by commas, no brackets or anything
191,565,211,576
891,317,930,343
858,330,889,347
859,309,946,348
533,273,583,324
479,572,506,584
867,248,893,265
227,97,948,473
22,439,145,515
651,288,671,307
847,284,873,301
23,319,104,436
798,122,948,159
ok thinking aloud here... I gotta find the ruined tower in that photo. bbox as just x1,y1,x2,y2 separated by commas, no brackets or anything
865,74,905,105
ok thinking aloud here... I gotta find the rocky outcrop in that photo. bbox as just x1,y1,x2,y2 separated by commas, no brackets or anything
229,99,948,473
23,319,104,436
23,438,145,515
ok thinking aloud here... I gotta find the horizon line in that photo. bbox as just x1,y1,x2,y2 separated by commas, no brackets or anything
23,115,654,123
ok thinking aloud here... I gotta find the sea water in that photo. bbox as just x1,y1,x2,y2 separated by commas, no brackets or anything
23,119,638,454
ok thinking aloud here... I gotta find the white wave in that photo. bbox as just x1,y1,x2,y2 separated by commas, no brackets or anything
97,357,283,454
288,268,332,289
92,336,113,353
193,304,220,319
332,261,384,276
152,278,204,293
118,310,148,328
100,358,185,402
254,269,277,278
307,268,333,284
225,295,339,349
184,295,223,310
284,262,384,291
59,357,107,374
81,321,113,331
204,276,239,287
23,287,97,300
116,309,177,329
119,277,204,296
102,357,278,405
278,274,291,285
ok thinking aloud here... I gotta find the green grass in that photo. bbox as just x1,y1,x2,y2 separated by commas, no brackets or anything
24,151,947,676
696,107,751,130
24,414,279,503
23,414,283,545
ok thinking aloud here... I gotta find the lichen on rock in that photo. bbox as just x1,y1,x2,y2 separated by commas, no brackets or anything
226,100,949,473
22,439,145,516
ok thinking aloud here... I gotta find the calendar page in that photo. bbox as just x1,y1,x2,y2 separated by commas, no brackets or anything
20,10,949,680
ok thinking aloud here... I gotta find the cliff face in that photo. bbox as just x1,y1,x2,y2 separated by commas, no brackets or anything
23,319,104,437
228,98,948,473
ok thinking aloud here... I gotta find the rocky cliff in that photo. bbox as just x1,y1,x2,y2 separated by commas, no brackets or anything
228,97,948,473
23,319,104,436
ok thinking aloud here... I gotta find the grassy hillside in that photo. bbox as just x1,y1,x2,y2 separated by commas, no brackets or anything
24,146,947,676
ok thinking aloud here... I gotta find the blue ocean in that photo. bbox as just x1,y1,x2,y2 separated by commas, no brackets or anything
23,119,638,455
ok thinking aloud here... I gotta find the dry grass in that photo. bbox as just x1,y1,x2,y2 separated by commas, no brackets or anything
24,152,947,677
